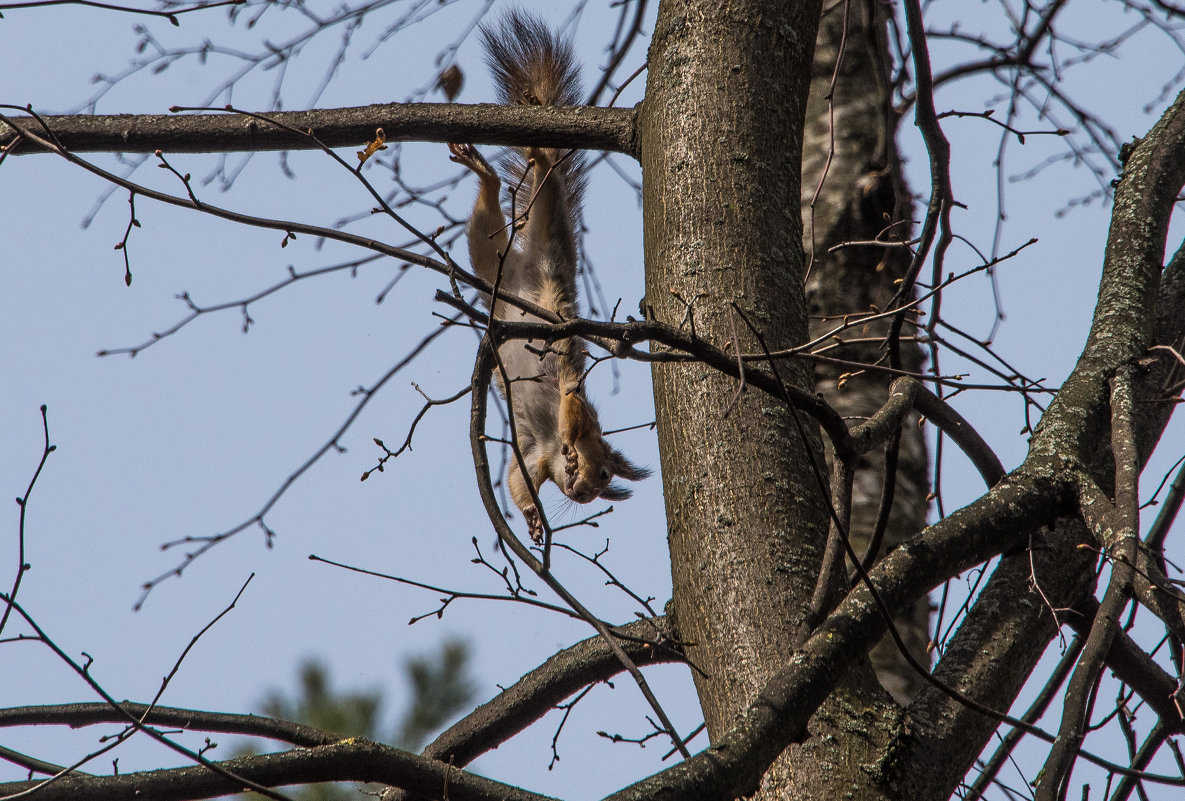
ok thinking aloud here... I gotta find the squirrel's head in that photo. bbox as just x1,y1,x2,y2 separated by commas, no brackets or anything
559,392,651,504
562,433,651,503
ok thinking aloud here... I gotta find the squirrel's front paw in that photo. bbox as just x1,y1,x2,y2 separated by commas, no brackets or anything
447,142,476,163
448,143,497,180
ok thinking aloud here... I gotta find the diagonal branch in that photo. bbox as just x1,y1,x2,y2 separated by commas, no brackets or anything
1029,86,1185,467
381,617,683,801
890,518,1096,800
606,472,1073,800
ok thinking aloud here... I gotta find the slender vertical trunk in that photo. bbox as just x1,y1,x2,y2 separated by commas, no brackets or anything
802,0,932,704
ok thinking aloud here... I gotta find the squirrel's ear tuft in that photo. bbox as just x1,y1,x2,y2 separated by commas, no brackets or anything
609,450,652,482
599,483,634,501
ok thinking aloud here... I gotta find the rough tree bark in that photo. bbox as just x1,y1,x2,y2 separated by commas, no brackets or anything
641,0,826,736
641,2,902,799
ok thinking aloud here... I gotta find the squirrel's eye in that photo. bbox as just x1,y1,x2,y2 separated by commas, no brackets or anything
600,468,610,481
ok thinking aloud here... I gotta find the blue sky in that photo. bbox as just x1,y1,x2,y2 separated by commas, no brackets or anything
2,1,1184,798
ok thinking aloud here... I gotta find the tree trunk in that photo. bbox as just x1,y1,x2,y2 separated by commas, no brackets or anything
641,2,904,798
641,0,826,733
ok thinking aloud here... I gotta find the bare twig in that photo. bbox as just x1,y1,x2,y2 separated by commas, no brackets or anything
0,0,242,24
308,553,577,622
1,405,54,640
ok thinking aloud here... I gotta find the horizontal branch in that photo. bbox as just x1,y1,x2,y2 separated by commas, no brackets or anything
0,102,638,158
437,292,853,450
0,703,339,747
0,740,557,801
1,117,627,350
4,619,685,801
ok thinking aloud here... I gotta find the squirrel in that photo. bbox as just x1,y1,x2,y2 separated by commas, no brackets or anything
448,11,649,542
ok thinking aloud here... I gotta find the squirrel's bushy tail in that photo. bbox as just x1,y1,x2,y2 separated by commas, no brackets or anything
481,11,586,203
482,11,582,109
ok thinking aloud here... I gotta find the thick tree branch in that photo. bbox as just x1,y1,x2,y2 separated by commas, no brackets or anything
888,86,1185,797
418,617,681,767
0,102,638,158
888,88,1185,797
2,113,611,344
965,635,1085,801
1136,238,1185,456
604,472,1072,800
379,617,682,801
1030,86,1185,468
891,519,1096,800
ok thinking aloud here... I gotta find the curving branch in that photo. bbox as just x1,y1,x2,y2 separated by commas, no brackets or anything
912,383,1005,486
1029,85,1185,468
467,342,691,760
